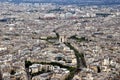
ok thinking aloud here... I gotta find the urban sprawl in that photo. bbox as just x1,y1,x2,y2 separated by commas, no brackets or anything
0,2,120,80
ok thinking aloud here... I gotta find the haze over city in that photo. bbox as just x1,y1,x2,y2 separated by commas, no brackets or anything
0,0,120,80
1,0,120,5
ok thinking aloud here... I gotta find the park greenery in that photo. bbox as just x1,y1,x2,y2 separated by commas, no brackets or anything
69,35,88,42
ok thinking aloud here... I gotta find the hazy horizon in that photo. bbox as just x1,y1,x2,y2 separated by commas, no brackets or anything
1,0,120,5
